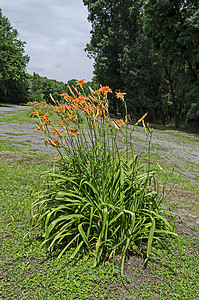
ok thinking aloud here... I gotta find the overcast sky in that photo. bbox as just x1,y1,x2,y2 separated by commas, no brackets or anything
0,0,94,83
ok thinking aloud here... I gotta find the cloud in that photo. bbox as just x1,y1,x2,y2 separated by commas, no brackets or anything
1,0,94,82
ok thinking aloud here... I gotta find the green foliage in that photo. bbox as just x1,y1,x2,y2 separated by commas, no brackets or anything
27,72,68,103
144,0,199,128
30,152,178,275
27,73,98,104
0,107,198,298
83,0,148,115
83,0,199,129
29,83,180,275
186,102,199,126
0,9,29,104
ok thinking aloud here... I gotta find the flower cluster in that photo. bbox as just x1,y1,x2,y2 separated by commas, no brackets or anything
30,80,130,147
30,80,150,148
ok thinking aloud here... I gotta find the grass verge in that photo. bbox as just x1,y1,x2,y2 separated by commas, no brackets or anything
0,152,198,299
0,106,59,124
0,108,198,299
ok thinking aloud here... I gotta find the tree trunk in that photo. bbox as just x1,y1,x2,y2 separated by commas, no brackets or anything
173,105,179,128
163,58,179,128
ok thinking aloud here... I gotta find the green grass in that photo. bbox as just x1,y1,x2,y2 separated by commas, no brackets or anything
0,111,14,115
0,140,37,154
150,155,199,194
0,110,38,124
151,121,199,134
0,151,122,299
0,103,21,107
0,140,28,152
0,154,198,299
0,107,198,299
134,235,199,299
0,106,60,123
4,132,25,136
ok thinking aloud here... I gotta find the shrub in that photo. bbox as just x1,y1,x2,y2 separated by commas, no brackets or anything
29,80,180,275
186,102,199,126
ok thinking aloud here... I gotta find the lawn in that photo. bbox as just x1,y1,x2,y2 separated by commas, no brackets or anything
0,106,198,299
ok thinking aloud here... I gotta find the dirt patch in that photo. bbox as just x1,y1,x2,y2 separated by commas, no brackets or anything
0,151,56,166
163,185,199,237
114,185,199,298
112,255,162,299
164,129,199,139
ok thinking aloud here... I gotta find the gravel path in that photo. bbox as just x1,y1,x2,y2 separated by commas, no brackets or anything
0,121,57,154
0,105,199,187
0,106,57,154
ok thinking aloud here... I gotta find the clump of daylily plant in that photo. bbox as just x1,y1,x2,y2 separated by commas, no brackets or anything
29,80,180,275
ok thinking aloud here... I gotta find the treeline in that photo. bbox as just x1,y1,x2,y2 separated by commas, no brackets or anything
27,73,71,103
83,0,199,128
0,9,29,105
1,3,199,129
26,73,95,103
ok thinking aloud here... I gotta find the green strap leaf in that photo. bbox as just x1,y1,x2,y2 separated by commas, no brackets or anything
78,223,91,250
147,218,155,259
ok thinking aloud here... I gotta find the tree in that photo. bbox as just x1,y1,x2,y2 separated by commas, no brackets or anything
144,0,199,128
83,0,125,113
0,9,29,103
83,0,165,121
84,0,199,128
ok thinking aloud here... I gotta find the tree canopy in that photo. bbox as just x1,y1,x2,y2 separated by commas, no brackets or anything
144,0,199,128
0,9,29,104
83,0,199,128
26,73,97,104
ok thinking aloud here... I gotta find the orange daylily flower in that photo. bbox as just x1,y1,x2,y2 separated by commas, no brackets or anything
116,119,125,127
76,79,86,86
66,114,78,122
59,93,71,100
43,138,59,147
76,95,86,104
53,107,62,113
33,123,45,132
40,113,49,120
51,127,64,137
115,92,126,100
81,105,95,114
73,97,80,104
68,128,79,136
31,110,41,117
93,89,101,96
99,86,112,95
45,119,53,125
